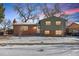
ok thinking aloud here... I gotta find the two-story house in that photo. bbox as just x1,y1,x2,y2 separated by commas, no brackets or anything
39,16,67,36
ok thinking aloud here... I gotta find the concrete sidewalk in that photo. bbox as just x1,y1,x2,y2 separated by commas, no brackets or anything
0,36,79,45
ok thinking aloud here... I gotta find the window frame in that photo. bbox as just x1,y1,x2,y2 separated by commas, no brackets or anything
55,30,63,35
56,21,61,25
44,30,50,34
45,21,51,25
20,26,28,31
33,26,37,29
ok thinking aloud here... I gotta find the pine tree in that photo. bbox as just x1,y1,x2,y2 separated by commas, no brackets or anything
0,4,5,23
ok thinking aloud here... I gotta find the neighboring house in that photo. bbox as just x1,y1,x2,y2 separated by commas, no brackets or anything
39,16,67,36
67,22,79,35
13,19,38,36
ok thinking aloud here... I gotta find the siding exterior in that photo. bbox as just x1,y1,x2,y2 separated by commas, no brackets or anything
13,16,67,36
39,16,67,36
67,23,79,34
13,24,38,36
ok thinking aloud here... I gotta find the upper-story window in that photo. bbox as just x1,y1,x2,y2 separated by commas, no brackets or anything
45,21,51,25
56,21,61,25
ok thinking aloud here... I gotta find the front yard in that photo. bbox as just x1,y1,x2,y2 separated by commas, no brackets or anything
0,36,79,45
0,36,79,56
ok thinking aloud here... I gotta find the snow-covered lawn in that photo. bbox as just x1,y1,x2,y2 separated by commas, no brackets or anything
0,36,79,44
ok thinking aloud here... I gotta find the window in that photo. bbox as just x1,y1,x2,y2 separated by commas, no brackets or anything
55,30,63,35
23,26,28,31
21,26,28,31
56,21,61,25
33,26,37,29
44,30,50,34
45,21,51,25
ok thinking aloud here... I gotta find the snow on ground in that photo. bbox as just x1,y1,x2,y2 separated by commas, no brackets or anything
0,36,79,44
0,36,79,55
6,36,79,43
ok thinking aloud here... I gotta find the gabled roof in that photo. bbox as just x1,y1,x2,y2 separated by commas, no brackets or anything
75,22,79,24
68,22,79,27
39,16,67,23
68,22,79,30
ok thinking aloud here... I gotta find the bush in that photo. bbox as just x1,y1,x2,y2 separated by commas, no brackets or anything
7,29,13,34
0,32,3,35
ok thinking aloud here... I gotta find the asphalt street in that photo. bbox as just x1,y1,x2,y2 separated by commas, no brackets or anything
0,44,79,56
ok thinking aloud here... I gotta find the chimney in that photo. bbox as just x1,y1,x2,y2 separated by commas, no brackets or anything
13,19,17,24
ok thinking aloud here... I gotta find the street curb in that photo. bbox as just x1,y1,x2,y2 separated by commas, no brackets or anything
0,42,79,45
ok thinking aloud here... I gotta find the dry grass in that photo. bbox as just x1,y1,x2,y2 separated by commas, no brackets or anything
0,35,12,40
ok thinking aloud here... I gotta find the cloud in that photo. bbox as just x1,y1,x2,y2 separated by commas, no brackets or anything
64,8,79,15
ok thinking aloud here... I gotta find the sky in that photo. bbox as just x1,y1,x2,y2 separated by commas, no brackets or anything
3,3,79,23
4,3,18,21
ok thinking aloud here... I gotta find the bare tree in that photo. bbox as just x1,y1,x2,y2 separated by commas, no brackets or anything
14,4,39,22
14,3,68,23
1,19,12,35
39,4,50,18
39,3,61,18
